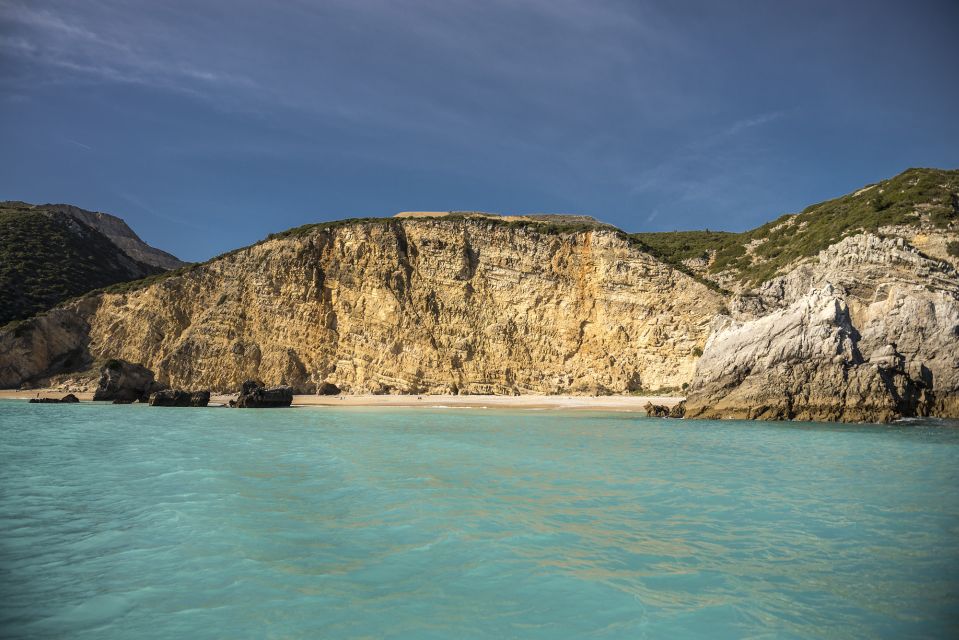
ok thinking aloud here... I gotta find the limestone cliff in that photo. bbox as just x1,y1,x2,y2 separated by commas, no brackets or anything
680,167,959,422
685,233,959,422
0,217,722,394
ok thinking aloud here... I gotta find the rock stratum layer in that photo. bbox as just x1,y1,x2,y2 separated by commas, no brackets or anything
0,218,722,396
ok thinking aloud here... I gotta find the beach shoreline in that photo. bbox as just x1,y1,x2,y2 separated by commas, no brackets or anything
0,389,682,411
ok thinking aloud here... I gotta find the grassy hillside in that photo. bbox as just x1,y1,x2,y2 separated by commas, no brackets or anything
0,203,165,325
633,168,959,286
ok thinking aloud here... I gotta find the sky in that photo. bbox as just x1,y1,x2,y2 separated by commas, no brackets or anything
1,0,958,262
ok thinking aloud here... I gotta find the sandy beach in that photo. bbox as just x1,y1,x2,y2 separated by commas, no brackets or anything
0,389,682,411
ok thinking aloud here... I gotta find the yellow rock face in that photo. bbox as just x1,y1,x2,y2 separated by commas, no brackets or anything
5,219,723,394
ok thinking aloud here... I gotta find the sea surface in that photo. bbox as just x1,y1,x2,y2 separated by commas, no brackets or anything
0,401,957,639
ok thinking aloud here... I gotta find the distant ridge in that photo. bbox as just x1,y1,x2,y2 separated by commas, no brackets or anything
0,201,187,325
39,203,187,270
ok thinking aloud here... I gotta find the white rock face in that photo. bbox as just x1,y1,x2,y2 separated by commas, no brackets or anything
687,234,959,421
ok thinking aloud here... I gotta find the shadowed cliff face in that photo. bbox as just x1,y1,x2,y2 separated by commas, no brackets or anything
0,219,722,394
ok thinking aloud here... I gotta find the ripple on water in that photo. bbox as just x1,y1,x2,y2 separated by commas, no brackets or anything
1,402,958,639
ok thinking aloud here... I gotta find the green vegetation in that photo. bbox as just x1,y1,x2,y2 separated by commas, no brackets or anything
627,232,732,293
633,168,958,286
437,212,612,236
265,216,393,241
629,230,737,265
947,241,959,258
0,203,165,325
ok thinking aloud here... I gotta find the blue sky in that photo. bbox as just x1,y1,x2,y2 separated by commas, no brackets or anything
1,0,957,262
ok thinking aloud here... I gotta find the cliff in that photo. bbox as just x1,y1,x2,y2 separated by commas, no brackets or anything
684,169,959,422
2,169,957,422
0,217,722,394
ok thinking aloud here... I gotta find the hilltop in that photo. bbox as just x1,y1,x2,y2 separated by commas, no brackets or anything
633,168,959,289
0,202,187,325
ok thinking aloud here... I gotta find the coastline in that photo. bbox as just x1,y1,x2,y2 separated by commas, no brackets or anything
0,389,682,411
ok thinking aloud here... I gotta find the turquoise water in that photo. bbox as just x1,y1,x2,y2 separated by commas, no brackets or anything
1,402,957,639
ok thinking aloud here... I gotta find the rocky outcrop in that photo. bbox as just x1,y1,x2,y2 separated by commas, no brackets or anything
687,234,959,422
149,389,211,407
668,400,686,418
644,402,671,417
232,380,293,408
28,394,79,404
93,359,162,403
0,219,721,395
644,400,686,418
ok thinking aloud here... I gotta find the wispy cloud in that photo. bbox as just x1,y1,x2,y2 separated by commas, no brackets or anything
114,190,207,231
626,109,793,228
721,111,788,139
0,0,257,97
632,110,791,194
63,138,92,151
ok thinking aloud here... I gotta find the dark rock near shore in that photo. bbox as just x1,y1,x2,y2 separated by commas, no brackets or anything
644,402,670,417
669,400,686,418
149,389,211,407
234,380,293,408
645,401,685,418
28,393,79,404
316,381,341,396
112,399,134,404
93,359,163,402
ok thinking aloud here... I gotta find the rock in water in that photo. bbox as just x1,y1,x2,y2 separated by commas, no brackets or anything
149,389,211,407
28,393,79,404
149,389,189,406
668,401,686,418
644,402,671,418
93,359,161,402
234,380,293,408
